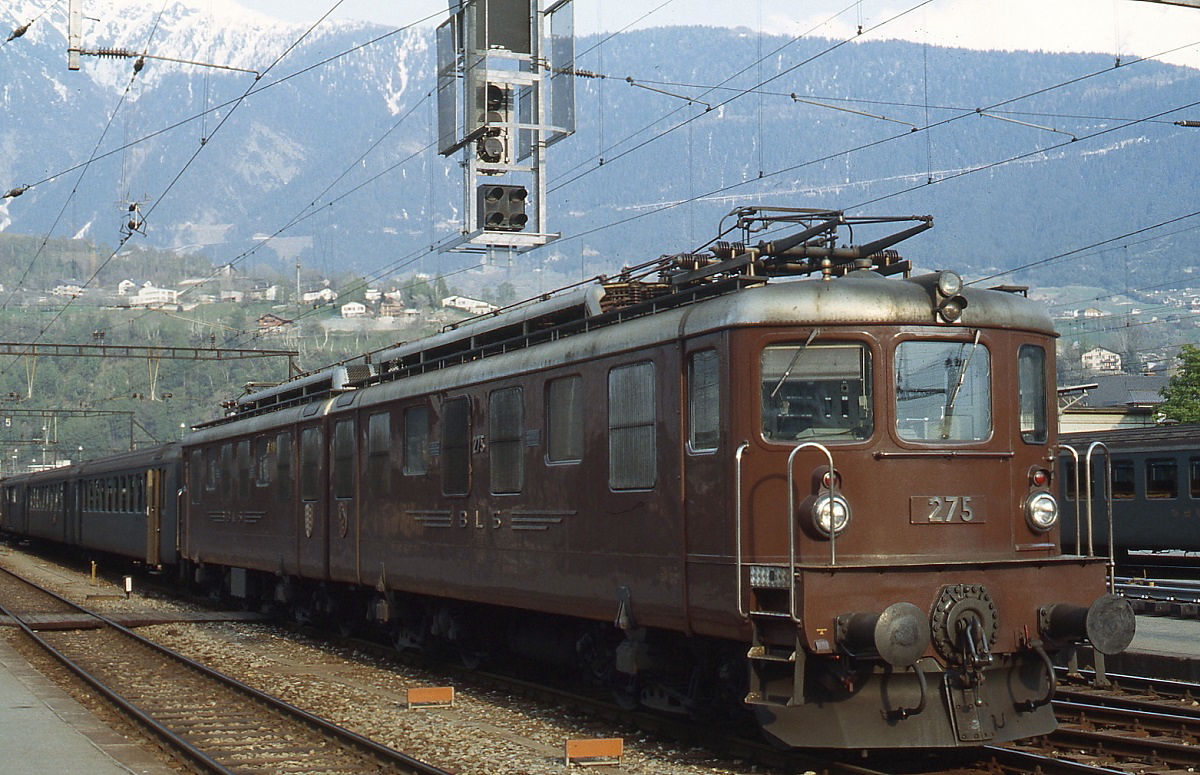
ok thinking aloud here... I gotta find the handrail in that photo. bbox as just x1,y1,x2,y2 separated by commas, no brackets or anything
787,442,836,623
1084,443,1118,595
1057,444,1081,553
734,442,750,619
1084,441,1115,593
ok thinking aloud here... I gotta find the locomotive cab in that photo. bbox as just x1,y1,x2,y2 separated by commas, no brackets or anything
730,268,1134,748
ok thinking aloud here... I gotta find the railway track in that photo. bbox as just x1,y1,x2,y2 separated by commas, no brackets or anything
992,672,1200,775
1118,575,1200,617
6,547,1200,775
0,565,453,775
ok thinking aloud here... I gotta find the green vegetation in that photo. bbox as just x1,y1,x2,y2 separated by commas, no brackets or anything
0,236,463,467
1158,344,1200,425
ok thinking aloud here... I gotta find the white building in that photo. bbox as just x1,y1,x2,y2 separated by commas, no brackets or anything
130,282,180,308
1082,346,1122,373
441,295,497,315
117,279,137,296
302,288,339,304
340,301,368,318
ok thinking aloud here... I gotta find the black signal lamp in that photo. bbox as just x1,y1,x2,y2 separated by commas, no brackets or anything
478,185,528,232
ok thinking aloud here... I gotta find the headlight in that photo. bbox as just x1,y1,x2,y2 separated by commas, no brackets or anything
812,493,851,537
1025,492,1058,532
936,270,963,297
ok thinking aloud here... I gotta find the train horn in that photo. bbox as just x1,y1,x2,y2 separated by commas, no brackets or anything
836,602,930,667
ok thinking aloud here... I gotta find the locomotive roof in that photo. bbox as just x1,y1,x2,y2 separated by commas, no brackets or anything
189,267,1055,437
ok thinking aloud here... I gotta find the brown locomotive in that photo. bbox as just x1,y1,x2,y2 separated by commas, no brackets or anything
3,207,1134,749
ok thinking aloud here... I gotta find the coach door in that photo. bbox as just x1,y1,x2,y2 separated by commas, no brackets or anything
297,424,329,579
145,469,163,566
681,345,729,623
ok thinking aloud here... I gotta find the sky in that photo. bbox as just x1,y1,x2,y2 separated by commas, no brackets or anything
234,0,1200,69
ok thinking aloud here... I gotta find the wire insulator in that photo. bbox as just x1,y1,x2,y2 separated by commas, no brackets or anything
94,47,135,59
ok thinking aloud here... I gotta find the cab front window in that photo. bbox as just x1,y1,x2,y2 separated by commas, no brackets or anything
895,337,991,442
761,341,872,442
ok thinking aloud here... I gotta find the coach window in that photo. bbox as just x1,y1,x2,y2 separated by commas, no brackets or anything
367,412,391,498
609,361,657,490
762,341,872,442
300,427,322,501
1111,460,1135,500
332,419,355,500
689,350,720,452
442,397,471,496
546,376,583,464
1061,460,1077,500
895,338,991,442
1018,344,1047,444
276,431,293,502
1146,458,1178,499
404,405,430,476
1191,458,1200,499
255,437,271,488
490,387,524,494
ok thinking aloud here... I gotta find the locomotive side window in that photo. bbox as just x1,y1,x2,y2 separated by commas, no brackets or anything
490,387,524,494
219,443,232,498
403,406,430,476
1018,345,1048,444
237,439,251,499
255,437,271,487
205,448,218,491
609,361,657,490
761,342,871,442
276,431,293,502
1111,460,1135,499
367,412,391,498
1146,458,1178,499
546,376,583,463
895,339,991,442
300,428,322,501
689,350,720,452
189,450,202,504
442,397,471,496
332,419,355,500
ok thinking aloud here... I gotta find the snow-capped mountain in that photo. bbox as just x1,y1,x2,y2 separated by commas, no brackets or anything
3,0,1200,293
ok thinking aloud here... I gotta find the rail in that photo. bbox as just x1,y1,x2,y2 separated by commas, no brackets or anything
0,566,452,775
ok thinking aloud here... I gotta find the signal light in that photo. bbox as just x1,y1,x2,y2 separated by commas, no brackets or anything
477,83,510,165
477,185,528,232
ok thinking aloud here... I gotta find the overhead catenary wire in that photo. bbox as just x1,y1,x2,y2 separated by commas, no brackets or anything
0,0,389,382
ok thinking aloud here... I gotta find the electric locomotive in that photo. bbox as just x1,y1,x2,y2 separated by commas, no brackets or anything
2,207,1134,750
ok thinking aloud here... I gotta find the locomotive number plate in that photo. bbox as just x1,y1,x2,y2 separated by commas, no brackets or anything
909,496,985,524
